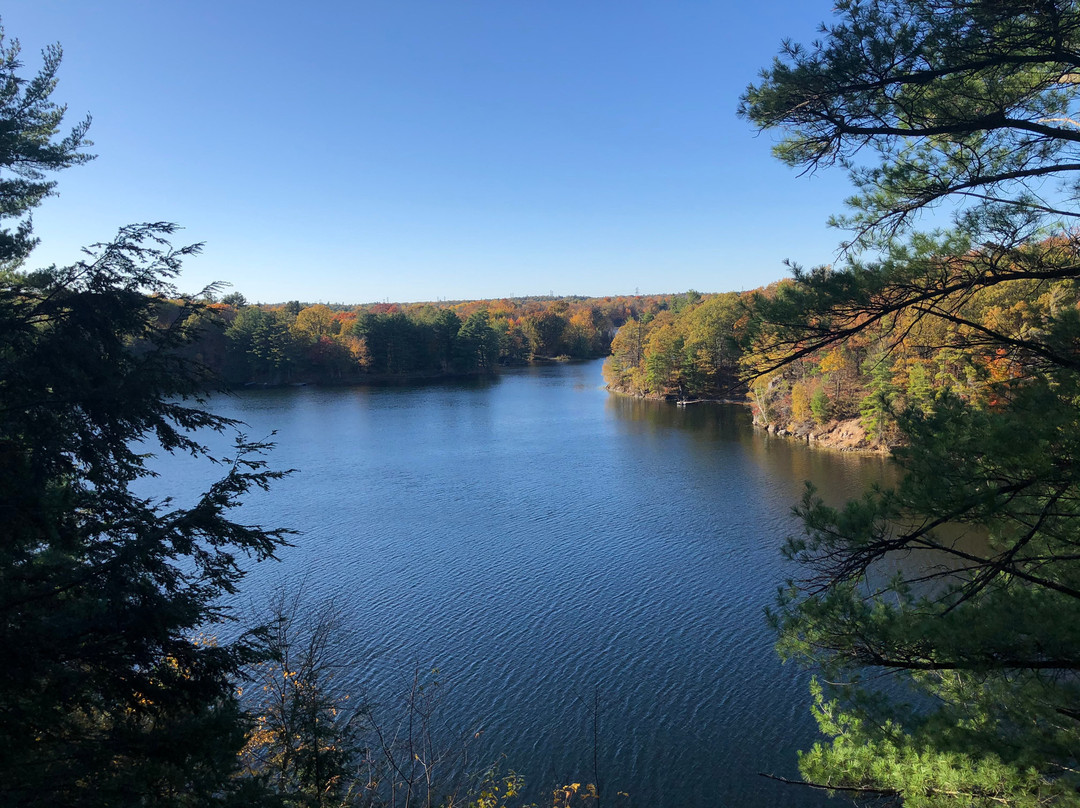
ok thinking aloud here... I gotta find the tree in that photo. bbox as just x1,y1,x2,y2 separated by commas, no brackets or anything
352,311,422,374
2,226,293,807
240,589,364,807
680,292,743,396
642,315,689,396
521,310,566,358
221,290,248,308
0,28,92,266
427,307,462,371
742,1,1080,804
225,306,299,384
456,310,500,371
740,0,1080,253
603,316,648,394
0,29,290,807
292,303,336,344
809,385,830,424
858,349,898,444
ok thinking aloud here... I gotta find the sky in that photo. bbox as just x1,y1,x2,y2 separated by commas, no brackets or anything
4,1,858,304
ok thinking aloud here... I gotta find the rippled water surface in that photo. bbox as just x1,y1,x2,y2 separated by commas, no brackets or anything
146,359,890,807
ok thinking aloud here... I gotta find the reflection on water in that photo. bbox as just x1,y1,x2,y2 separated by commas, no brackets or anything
142,360,899,808
605,394,893,504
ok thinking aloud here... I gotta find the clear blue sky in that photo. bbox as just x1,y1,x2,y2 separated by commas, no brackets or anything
5,1,856,304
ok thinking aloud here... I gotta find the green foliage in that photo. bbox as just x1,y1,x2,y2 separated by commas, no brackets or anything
743,0,1080,803
221,290,248,308
225,305,300,383
457,310,500,371
643,317,688,394
204,295,637,386
0,27,92,265
602,292,744,399
521,309,567,358
774,380,1080,803
0,225,292,807
796,680,1064,808
604,317,648,393
0,31,290,805
859,351,897,444
740,0,1080,250
352,311,421,374
429,306,463,371
905,362,933,415
809,386,830,425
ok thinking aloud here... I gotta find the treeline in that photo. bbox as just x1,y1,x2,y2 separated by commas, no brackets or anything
745,247,1080,446
1,34,637,800
602,290,746,400
171,293,680,386
603,255,1080,448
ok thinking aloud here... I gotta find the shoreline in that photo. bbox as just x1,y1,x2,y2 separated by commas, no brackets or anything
228,355,610,391
604,384,890,455
755,415,892,455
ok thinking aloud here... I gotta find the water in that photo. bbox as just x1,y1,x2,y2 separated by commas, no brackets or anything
143,359,890,807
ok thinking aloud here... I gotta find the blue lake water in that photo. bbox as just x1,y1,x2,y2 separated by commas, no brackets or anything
143,358,890,807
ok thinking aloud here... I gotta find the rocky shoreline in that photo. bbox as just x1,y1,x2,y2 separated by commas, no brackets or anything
755,415,891,454
605,384,891,454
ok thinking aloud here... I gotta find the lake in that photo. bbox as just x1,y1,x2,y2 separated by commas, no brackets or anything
144,358,890,807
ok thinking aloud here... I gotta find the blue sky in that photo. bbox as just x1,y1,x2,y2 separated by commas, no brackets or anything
5,1,856,304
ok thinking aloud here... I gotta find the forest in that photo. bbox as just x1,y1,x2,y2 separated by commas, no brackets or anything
736,0,1080,803
172,292,677,386
605,263,1080,450
7,0,1080,807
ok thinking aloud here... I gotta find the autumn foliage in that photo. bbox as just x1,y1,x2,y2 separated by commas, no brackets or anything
188,294,677,386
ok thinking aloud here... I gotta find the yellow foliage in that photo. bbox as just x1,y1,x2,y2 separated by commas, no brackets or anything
791,381,813,423
818,347,847,375
552,781,599,808
292,304,335,341
468,770,524,808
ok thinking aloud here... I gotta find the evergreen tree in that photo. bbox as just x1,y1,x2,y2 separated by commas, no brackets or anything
809,386,830,425
2,225,293,807
859,350,897,444
456,310,500,371
743,0,1080,803
0,25,290,807
0,28,92,265
905,362,933,416
225,306,299,384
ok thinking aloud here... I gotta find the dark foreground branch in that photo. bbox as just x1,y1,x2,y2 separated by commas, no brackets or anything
758,771,900,797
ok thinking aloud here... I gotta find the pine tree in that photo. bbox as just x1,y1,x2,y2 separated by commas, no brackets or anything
743,1,1080,803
